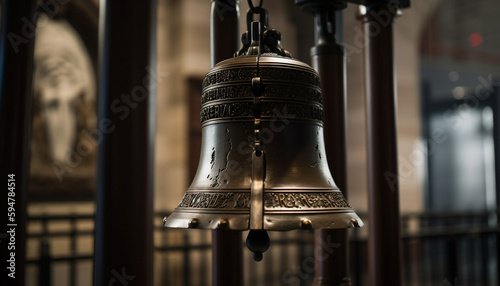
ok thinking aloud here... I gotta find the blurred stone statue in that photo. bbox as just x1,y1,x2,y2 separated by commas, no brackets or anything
31,15,97,181
32,15,96,163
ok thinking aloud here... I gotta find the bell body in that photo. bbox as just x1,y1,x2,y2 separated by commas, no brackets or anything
164,54,363,230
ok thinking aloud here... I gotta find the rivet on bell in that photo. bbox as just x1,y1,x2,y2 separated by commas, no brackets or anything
217,219,229,229
162,217,168,226
351,218,360,228
188,218,199,228
300,219,312,230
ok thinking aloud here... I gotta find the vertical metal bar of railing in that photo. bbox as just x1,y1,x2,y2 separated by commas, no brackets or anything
183,231,190,286
39,239,51,286
481,234,489,285
160,228,170,285
403,241,410,284
411,238,419,286
202,231,209,284
464,236,473,284
298,236,307,286
280,232,289,285
210,1,243,286
0,1,38,285
39,218,50,286
419,218,427,285
93,0,157,285
445,236,457,283
351,229,362,286
70,216,77,286
402,217,410,285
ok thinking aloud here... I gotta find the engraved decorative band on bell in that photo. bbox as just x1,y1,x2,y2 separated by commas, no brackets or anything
174,191,352,210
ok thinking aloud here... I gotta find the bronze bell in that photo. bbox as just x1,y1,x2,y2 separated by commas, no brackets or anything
164,10,363,260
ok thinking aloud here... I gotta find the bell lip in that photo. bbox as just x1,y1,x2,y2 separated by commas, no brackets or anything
163,212,250,230
163,210,364,231
263,211,364,230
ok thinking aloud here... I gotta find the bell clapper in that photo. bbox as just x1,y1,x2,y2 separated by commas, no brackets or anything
246,229,270,262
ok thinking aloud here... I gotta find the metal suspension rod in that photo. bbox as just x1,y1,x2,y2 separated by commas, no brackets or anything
210,1,243,286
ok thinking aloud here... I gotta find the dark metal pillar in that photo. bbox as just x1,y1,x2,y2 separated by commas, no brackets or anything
0,0,38,285
357,1,409,285
211,0,240,67
296,1,351,285
94,0,157,285
210,1,243,286
311,38,352,285
492,86,500,286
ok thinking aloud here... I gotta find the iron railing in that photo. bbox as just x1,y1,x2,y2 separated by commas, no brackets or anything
26,210,499,286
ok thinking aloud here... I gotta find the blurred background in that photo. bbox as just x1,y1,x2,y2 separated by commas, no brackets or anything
21,0,499,285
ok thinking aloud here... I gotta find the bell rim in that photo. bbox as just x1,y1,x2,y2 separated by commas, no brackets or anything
163,210,364,230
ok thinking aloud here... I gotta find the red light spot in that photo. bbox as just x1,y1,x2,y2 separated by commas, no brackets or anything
469,32,483,47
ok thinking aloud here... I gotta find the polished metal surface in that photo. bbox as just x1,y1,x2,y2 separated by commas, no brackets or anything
164,53,363,231
250,151,265,229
